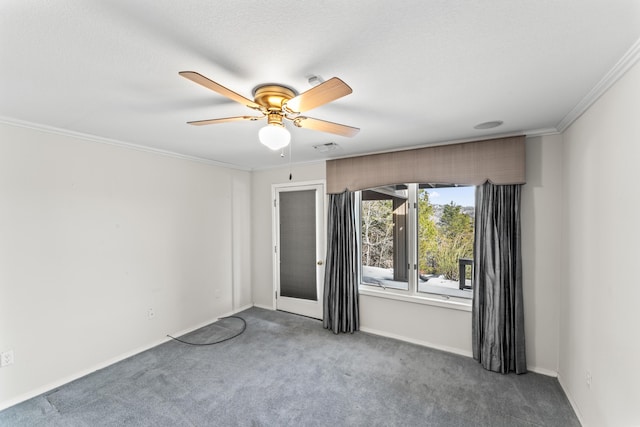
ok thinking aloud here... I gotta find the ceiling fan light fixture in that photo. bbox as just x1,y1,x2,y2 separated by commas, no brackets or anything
259,123,291,150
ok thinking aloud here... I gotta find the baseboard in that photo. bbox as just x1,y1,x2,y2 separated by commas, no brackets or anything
557,373,586,427
359,326,474,358
0,307,249,412
527,366,558,377
252,303,274,311
359,326,559,378
241,307,561,380
231,304,254,315
0,336,179,412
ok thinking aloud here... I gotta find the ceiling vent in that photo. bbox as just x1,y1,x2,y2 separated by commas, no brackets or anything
313,142,339,152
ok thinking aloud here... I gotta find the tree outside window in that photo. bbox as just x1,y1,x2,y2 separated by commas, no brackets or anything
360,184,474,297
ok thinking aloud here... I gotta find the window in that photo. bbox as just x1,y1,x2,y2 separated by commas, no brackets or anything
359,184,475,300
360,185,409,291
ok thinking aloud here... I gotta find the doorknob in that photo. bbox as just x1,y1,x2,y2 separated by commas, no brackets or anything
317,260,324,266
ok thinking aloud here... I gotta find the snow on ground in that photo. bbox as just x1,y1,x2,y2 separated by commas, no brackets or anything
362,265,472,299
362,265,461,289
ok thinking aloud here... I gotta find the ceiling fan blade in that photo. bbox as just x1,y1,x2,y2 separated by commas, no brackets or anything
179,71,263,111
187,116,263,126
293,116,360,137
284,77,352,113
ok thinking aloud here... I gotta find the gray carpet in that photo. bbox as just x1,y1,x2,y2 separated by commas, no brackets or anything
0,307,580,426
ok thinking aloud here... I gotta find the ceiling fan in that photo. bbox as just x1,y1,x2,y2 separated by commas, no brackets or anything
179,71,360,150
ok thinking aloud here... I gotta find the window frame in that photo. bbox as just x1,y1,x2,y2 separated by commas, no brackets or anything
357,184,473,311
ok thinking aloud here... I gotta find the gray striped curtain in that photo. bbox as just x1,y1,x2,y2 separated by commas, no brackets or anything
472,182,526,374
323,191,359,333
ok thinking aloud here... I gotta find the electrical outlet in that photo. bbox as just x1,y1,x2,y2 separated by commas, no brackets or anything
586,371,592,388
1,350,14,367
148,308,155,319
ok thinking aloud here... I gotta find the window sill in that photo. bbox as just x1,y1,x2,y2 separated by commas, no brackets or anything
359,286,472,312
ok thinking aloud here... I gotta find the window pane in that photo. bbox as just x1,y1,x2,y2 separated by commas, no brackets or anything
360,186,409,290
417,185,475,298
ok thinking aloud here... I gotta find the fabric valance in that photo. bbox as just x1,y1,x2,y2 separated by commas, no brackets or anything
326,136,525,194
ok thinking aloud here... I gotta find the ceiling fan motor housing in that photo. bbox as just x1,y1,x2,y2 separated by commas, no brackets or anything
253,85,298,127
253,85,296,110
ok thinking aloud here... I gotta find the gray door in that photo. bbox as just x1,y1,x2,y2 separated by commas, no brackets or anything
274,183,324,319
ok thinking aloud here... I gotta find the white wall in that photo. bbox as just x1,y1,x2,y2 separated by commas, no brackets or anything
250,143,562,374
231,174,252,311
358,294,473,356
560,61,640,426
0,123,251,409
521,134,563,374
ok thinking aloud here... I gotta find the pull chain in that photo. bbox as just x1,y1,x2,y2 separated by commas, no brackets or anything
288,143,293,180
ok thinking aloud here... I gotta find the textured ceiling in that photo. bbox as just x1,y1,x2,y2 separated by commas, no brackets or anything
1,1,639,170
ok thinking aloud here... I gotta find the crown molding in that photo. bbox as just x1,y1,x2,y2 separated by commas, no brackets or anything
523,127,561,138
0,116,250,171
557,36,640,132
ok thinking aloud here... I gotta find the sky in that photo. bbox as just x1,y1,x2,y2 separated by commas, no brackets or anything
424,186,475,207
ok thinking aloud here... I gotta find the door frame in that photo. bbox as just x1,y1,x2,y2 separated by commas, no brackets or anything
271,180,326,319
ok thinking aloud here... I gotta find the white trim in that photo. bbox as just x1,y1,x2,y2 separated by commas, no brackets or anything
557,36,640,132
557,373,586,427
230,191,236,311
361,325,558,378
524,127,561,138
272,181,326,320
0,306,251,412
0,116,249,171
271,179,327,189
527,365,558,377
230,304,254,314
252,303,275,310
271,184,279,311
359,287,472,312
359,326,473,358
